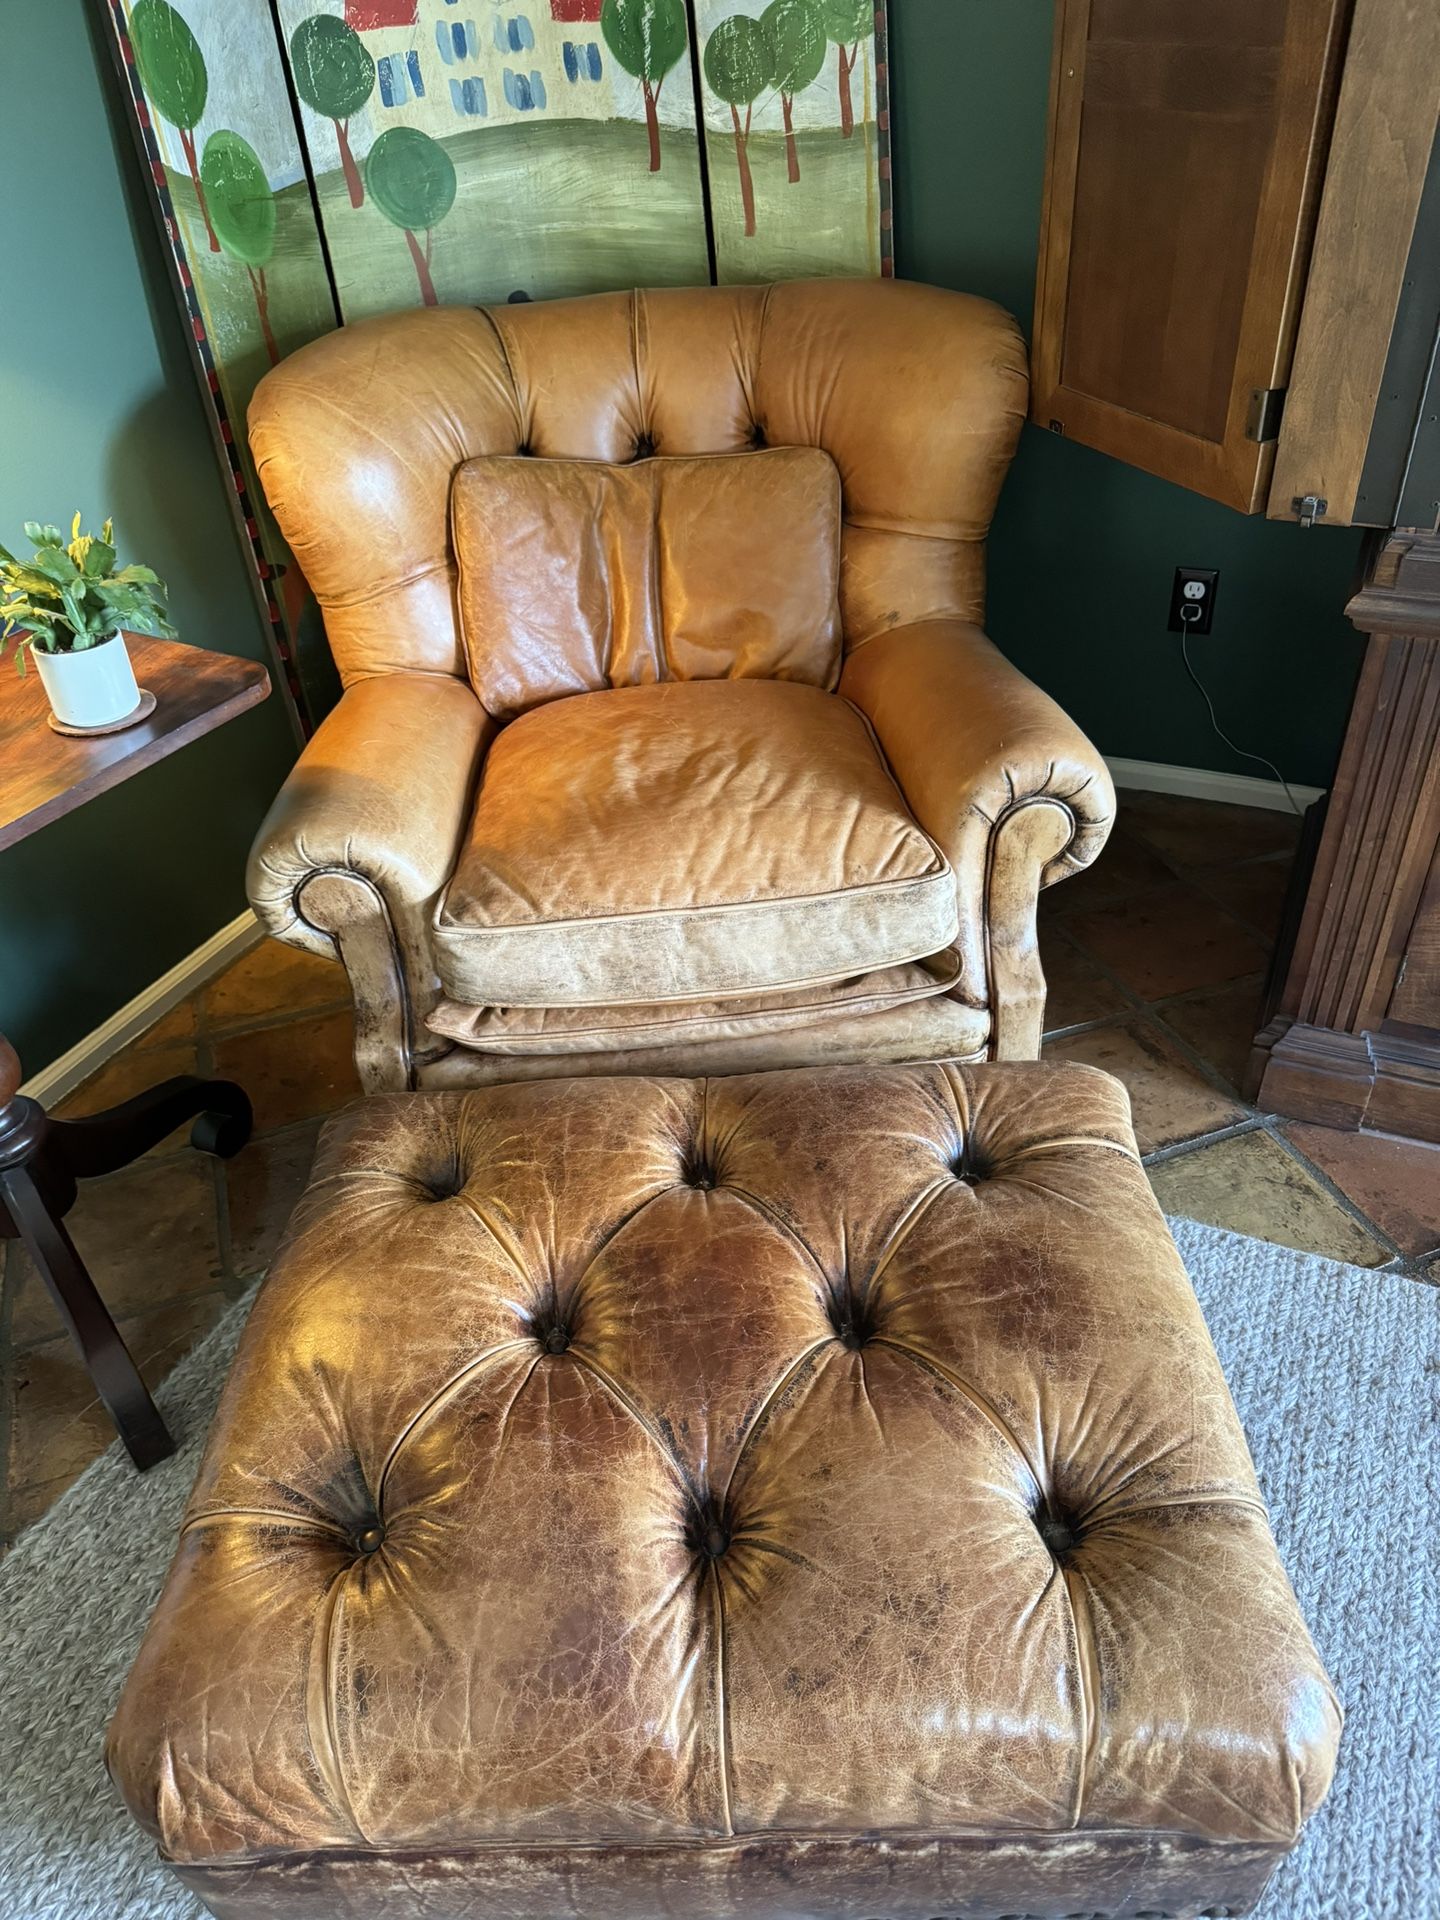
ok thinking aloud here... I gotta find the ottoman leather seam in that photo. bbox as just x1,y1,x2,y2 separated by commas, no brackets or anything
306,1567,369,1847
375,1338,536,1508
1060,1561,1099,1828
179,1509,353,1543
159,1827,1290,1872
867,1338,1043,1504
719,1340,836,1509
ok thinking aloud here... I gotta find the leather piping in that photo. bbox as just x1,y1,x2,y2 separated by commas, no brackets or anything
867,1338,1043,1508
1061,1563,1100,1828
306,1567,368,1846
164,1825,1291,1873
436,854,951,933
180,1508,352,1543
710,1562,735,1838
375,1339,535,1508
719,1339,835,1509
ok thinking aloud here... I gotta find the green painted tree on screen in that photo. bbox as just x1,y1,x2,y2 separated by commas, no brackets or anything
704,18,771,239
819,0,871,138
761,0,826,183
600,0,690,173
201,130,279,366
289,14,376,209
366,127,457,307
129,0,219,251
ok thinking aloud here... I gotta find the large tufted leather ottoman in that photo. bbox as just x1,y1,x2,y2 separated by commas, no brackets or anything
109,1063,1339,1920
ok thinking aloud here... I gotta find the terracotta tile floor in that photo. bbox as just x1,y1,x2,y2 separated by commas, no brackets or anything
3,789,1438,1547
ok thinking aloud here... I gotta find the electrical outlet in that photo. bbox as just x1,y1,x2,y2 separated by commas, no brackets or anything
1168,566,1219,636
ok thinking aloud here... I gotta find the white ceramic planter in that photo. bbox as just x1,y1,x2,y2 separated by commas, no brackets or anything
33,632,140,729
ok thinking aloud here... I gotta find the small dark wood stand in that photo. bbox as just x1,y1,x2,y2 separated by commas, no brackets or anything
0,1039,251,1468
0,632,272,1468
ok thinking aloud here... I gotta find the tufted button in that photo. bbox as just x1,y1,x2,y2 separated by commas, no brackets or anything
353,1523,385,1556
420,1152,464,1198
748,420,767,448
951,1141,994,1186
1035,1505,1079,1560
681,1152,717,1191
632,431,657,459
830,1292,876,1349
514,441,534,457
542,1324,571,1354
688,1495,731,1561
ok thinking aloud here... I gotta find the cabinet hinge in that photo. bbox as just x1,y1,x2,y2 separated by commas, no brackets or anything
1247,386,1287,443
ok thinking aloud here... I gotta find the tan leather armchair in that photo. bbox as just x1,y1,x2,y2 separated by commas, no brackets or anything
246,280,1113,1093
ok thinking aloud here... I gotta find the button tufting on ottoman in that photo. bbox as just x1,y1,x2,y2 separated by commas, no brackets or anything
108,1063,1339,1920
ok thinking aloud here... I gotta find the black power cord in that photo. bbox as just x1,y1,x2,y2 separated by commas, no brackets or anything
1177,611,1304,818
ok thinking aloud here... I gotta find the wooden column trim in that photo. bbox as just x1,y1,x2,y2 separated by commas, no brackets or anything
1257,530,1440,1137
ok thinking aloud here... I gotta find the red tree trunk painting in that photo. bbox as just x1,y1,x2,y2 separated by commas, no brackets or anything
837,41,858,138
405,227,438,305
781,92,800,182
177,125,220,250
642,79,663,172
730,103,756,238
247,266,280,366
335,118,365,207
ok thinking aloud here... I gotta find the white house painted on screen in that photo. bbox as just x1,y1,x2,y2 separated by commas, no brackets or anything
333,0,620,129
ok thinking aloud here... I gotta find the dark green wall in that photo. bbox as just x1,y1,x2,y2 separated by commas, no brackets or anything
0,0,298,1070
890,0,1366,790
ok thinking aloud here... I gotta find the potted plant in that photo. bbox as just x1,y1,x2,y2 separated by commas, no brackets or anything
1,516,177,729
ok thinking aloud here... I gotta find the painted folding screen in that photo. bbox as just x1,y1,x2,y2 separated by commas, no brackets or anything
99,0,893,733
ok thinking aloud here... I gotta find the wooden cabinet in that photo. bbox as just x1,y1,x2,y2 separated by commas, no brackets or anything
1033,0,1440,1144
1032,0,1351,513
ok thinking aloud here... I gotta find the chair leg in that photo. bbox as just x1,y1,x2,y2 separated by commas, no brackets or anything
985,799,1075,1061
0,1164,175,1471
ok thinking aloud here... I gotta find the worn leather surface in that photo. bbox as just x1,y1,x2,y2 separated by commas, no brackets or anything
435,680,957,1007
110,1062,1338,1920
426,951,962,1055
172,1832,1288,1920
453,447,842,719
841,619,1116,1015
249,281,1026,683
245,282,1112,1088
416,994,990,1086
247,674,493,1034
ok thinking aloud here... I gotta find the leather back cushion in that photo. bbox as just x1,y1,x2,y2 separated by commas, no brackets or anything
452,447,842,718
248,280,1028,686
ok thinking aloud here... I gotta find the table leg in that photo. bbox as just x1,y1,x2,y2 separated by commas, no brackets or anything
0,1163,174,1471
0,1035,253,1472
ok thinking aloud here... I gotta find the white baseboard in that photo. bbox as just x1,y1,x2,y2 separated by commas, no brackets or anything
19,910,263,1108
1106,757,1323,815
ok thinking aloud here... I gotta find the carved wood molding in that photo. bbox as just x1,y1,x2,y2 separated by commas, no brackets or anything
1256,531,1440,1141
1257,1017,1440,1143
1280,535,1440,1035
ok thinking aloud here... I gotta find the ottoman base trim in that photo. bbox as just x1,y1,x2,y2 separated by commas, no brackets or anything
171,1830,1284,1920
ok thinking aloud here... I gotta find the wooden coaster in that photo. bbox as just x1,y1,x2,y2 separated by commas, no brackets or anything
47,689,157,738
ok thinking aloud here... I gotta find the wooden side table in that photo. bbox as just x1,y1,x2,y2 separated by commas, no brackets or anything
0,634,272,1469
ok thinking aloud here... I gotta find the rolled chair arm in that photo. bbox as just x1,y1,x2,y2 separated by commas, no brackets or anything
840,621,1114,1058
247,674,494,1090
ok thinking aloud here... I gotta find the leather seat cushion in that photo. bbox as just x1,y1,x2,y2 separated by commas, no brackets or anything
434,680,958,1009
108,1063,1338,1920
425,949,967,1055
452,446,843,719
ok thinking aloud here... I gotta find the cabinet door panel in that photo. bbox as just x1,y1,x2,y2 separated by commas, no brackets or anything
1033,0,1349,512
